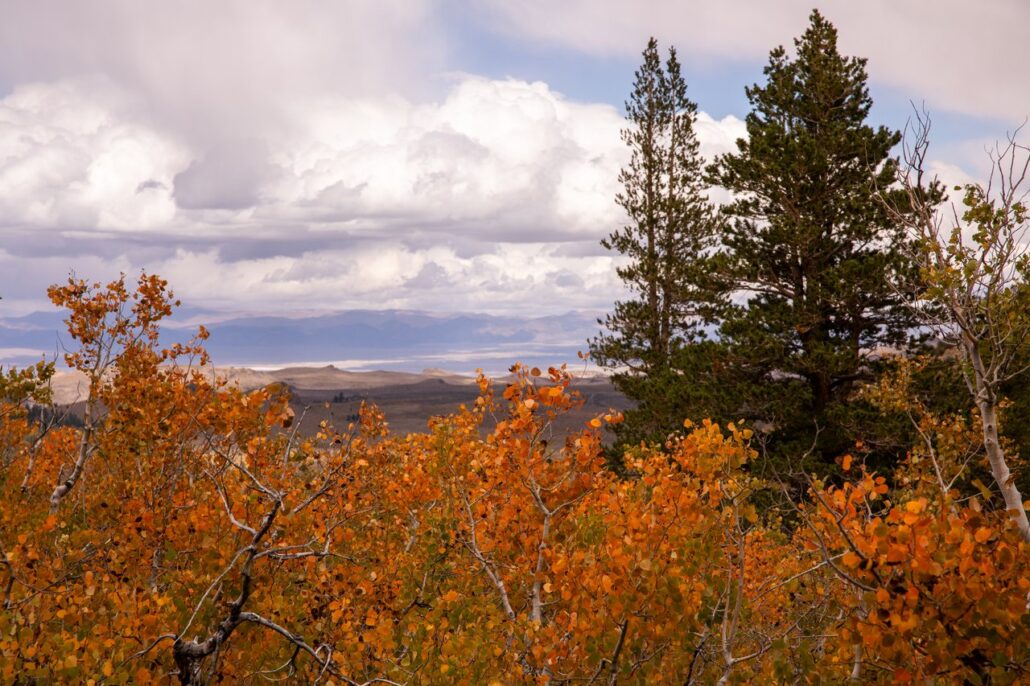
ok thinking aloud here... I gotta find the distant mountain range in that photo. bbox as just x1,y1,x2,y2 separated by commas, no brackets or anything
0,308,604,374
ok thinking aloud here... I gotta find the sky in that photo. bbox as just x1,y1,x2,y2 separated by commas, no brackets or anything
1,0,1028,322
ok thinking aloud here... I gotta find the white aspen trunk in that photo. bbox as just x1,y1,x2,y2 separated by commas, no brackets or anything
966,342,1030,541
49,399,94,513
976,397,1030,541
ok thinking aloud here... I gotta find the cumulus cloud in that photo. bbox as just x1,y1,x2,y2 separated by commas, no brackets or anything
0,73,745,316
479,0,1030,124
268,77,630,241
0,78,187,233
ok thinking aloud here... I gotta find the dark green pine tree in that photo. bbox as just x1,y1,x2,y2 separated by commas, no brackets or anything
591,38,717,448
707,10,919,471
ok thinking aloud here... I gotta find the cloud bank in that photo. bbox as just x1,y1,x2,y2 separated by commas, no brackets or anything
0,0,1009,333
0,71,744,316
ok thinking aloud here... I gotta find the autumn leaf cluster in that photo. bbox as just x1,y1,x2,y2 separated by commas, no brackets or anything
0,274,1027,684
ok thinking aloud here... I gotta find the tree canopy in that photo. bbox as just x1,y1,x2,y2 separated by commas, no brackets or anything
0,275,1027,683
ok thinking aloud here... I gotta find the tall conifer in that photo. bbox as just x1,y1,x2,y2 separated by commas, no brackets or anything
708,10,918,466
591,38,716,446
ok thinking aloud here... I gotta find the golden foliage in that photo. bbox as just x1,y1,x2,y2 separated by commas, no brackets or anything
0,277,1027,684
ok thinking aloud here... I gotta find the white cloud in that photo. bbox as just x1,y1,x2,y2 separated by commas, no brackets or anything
147,243,626,316
269,76,629,240
0,73,746,316
479,0,1030,124
0,78,188,232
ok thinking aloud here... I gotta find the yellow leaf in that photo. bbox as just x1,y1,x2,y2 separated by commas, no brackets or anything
589,417,602,429
974,527,992,543
972,479,994,500
842,454,853,471
842,552,861,568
